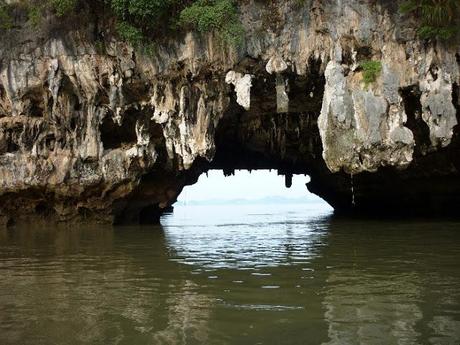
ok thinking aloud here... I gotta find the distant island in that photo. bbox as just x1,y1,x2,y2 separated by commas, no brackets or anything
174,196,326,206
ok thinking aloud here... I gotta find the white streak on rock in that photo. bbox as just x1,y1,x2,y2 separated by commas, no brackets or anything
420,70,458,147
225,71,253,110
266,56,288,74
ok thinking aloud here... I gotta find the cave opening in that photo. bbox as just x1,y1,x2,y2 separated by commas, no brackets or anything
399,85,431,156
99,114,137,150
161,170,332,225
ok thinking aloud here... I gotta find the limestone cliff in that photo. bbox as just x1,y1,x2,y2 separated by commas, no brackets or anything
0,0,459,226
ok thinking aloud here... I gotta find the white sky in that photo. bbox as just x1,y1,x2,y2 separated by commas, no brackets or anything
178,170,318,202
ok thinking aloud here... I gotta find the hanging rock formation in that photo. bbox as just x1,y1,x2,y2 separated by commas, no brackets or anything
0,0,459,226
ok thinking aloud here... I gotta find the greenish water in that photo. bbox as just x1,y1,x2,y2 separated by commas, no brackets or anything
1,204,460,345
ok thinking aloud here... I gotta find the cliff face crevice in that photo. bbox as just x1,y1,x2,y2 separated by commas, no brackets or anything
0,0,460,226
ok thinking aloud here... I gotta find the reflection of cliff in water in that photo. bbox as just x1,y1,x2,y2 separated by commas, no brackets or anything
0,225,212,345
318,220,460,345
153,281,211,345
1,213,460,345
161,207,334,343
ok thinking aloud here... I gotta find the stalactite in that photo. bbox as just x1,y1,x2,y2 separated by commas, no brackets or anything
350,173,356,207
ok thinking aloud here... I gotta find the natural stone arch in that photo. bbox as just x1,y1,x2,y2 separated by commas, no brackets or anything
0,0,460,226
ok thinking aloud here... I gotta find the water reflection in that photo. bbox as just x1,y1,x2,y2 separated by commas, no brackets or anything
321,220,460,345
161,204,331,270
0,205,459,344
153,281,211,344
0,225,212,345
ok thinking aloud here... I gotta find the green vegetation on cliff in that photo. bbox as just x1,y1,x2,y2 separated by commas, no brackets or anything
49,0,78,16
400,0,460,40
0,0,244,48
2,0,459,46
360,60,382,86
0,2,13,30
179,0,244,46
113,0,243,47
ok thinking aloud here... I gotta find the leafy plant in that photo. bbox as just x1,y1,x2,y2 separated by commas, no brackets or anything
109,0,175,31
27,4,43,28
111,0,244,49
25,0,78,27
116,21,144,46
360,60,382,86
179,0,244,46
49,0,78,16
400,0,460,40
115,20,157,56
108,0,176,51
0,1,13,30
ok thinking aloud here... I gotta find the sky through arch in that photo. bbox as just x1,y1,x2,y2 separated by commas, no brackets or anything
177,170,328,205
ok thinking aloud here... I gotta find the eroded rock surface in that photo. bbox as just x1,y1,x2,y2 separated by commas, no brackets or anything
0,0,459,225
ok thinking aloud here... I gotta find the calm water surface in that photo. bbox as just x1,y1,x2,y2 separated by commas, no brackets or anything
1,204,460,344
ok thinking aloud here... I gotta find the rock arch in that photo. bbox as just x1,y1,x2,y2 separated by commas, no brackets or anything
0,0,460,226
